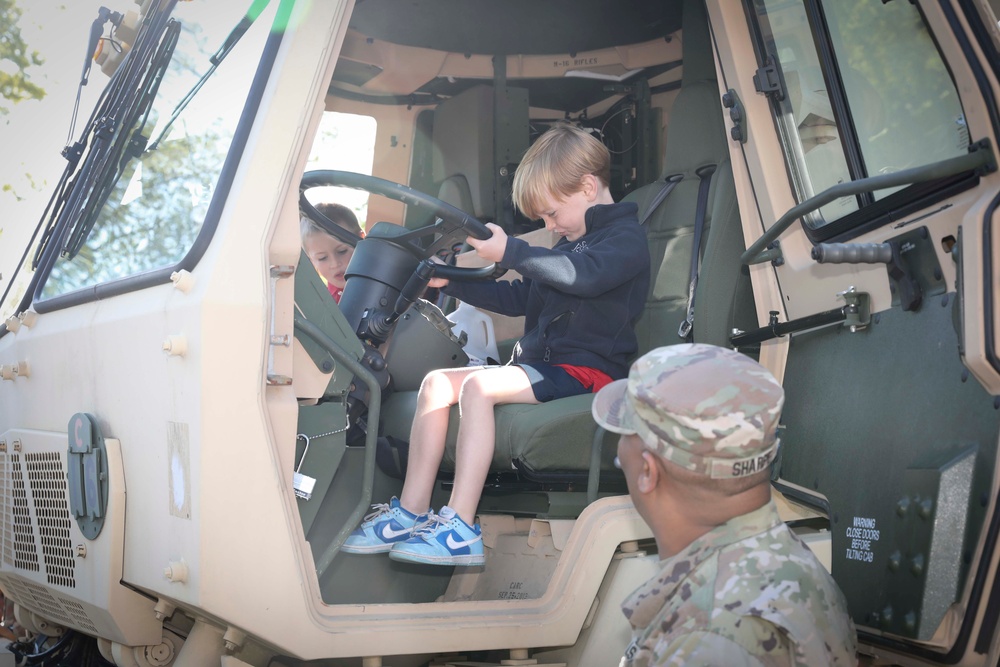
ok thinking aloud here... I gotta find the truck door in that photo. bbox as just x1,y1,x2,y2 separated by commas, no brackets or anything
725,0,1000,662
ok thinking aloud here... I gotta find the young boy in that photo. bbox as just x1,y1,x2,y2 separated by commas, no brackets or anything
342,123,651,566
301,202,365,303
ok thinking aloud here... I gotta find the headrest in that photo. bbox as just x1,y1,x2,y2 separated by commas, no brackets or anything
661,81,728,177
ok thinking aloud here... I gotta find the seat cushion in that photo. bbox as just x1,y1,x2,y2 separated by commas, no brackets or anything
381,391,618,473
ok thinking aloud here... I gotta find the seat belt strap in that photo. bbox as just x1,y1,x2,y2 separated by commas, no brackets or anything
678,164,717,340
639,174,683,226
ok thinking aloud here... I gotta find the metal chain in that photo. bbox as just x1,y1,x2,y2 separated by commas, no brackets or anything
295,408,351,473
299,425,349,441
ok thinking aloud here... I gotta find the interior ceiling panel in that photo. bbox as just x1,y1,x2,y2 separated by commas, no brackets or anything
348,0,683,56
413,62,681,113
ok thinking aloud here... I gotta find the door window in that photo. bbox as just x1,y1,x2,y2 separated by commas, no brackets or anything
753,0,969,232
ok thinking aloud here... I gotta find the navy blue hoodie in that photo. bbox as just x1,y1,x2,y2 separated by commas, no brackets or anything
443,201,650,380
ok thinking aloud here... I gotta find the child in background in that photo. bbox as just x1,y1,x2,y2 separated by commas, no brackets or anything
341,123,651,566
301,202,365,303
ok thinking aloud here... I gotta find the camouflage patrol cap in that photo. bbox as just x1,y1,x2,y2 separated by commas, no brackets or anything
592,343,784,479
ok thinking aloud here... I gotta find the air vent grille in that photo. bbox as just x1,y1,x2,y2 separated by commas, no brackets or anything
0,455,12,568
56,596,98,634
1,576,100,635
25,453,74,588
9,455,39,572
2,576,70,626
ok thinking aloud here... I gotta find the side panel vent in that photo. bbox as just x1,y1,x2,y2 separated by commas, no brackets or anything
25,453,75,588
1,454,12,567
2,576,70,626
56,596,99,634
0,576,100,634
9,455,39,572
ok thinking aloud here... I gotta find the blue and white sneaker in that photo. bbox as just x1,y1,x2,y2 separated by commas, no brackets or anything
389,506,484,566
341,497,423,554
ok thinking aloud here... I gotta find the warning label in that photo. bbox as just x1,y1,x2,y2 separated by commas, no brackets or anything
845,516,880,563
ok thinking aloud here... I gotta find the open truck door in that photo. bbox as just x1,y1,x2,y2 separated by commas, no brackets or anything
711,0,1000,662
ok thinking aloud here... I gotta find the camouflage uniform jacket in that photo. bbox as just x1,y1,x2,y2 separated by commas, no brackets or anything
620,500,857,666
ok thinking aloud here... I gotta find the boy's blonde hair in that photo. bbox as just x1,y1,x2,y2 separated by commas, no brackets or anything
300,202,363,243
512,123,611,220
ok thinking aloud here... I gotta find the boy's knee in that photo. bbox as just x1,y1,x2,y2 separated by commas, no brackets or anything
459,371,492,402
419,370,452,400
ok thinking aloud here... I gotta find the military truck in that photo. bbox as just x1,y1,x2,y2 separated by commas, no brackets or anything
1,0,999,664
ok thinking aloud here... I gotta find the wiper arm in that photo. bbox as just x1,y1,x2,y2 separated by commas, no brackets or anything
27,7,120,271
67,7,121,145
7,7,122,291
149,0,271,151
65,0,272,257
211,0,272,65
62,18,180,260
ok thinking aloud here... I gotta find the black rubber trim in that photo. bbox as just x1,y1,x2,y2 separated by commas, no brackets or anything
803,0,869,198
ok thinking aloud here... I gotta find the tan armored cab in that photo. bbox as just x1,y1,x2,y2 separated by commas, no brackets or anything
0,0,999,664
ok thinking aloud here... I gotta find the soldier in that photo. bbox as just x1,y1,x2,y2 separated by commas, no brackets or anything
592,343,857,666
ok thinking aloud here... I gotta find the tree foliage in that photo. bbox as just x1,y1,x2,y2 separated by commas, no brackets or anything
42,126,226,297
0,0,45,115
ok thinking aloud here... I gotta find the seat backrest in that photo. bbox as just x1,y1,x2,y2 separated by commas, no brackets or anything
436,173,476,213
430,84,530,220
692,158,757,347
624,0,748,354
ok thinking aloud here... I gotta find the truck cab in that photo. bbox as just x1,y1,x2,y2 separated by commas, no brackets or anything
1,0,999,665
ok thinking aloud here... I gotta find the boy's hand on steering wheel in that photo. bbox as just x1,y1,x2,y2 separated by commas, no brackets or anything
427,256,449,288
467,223,507,263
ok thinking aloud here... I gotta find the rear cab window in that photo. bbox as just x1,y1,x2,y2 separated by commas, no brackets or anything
303,111,377,232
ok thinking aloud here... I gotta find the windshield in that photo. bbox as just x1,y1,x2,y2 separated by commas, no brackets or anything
37,0,278,301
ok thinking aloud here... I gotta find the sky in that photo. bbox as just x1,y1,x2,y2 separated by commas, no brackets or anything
1,0,108,316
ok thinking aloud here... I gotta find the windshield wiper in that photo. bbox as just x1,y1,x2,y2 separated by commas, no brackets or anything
149,0,272,151
2,0,275,333
64,0,272,259
61,19,180,260
0,4,165,327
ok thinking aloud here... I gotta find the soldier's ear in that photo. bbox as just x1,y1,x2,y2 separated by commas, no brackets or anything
637,450,660,494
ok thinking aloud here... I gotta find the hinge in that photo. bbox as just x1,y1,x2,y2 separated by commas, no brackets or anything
753,56,785,102
267,264,296,387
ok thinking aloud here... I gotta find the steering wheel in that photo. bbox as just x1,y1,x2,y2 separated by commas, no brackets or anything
300,170,496,279
300,169,509,350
